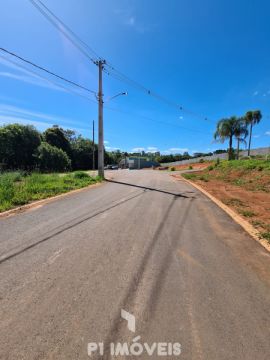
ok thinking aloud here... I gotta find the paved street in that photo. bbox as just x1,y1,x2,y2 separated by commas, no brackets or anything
0,170,270,359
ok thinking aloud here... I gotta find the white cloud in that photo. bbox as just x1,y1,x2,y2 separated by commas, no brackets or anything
147,146,158,152
168,147,189,154
115,9,155,34
0,57,96,100
0,71,66,92
265,131,270,136
0,104,88,132
0,115,54,130
105,146,120,151
253,134,260,138
126,16,135,26
104,140,109,144
132,147,145,152
0,57,68,93
253,91,259,96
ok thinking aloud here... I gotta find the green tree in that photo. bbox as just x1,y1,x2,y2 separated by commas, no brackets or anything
37,142,71,172
234,118,249,159
214,117,240,160
245,110,262,156
71,137,97,170
0,123,41,169
43,125,71,156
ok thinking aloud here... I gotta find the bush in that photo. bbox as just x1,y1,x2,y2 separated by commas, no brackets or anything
189,165,193,170
208,165,214,171
0,123,41,170
170,167,176,171
199,159,205,163
215,158,220,166
37,143,71,172
73,171,90,179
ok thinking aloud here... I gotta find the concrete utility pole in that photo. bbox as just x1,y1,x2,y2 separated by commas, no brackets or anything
97,60,106,178
92,120,95,171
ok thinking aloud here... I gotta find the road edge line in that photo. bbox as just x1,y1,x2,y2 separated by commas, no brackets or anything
0,181,103,219
177,175,270,253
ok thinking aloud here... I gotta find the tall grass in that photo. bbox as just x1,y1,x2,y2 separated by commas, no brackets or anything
216,158,270,171
0,171,101,212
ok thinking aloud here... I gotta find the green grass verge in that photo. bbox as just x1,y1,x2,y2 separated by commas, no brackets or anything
259,232,270,243
0,171,102,212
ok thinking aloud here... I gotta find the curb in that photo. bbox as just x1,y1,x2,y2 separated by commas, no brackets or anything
177,175,270,253
0,181,102,219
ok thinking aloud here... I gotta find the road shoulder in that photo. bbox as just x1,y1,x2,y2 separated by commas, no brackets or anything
174,174,270,253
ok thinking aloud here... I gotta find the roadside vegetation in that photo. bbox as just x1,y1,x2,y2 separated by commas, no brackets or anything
182,157,270,242
0,171,101,212
213,110,262,160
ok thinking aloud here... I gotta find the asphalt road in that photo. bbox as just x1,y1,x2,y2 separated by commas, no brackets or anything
1,170,270,359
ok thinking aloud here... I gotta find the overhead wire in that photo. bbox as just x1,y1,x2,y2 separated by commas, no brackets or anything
28,0,97,64
103,104,212,135
0,53,98,104
29,0,211,122
0,47,96,95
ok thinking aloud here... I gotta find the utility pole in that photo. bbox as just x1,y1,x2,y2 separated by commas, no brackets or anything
92,120,95,171
97,59,106,178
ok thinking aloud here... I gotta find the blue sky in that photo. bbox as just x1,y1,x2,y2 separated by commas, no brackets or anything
0,0,270,154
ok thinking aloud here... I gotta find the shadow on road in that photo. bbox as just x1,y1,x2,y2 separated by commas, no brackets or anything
105,179,195,198
0,191,145,265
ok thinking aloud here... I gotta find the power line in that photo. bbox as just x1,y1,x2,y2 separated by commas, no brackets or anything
0,47,96,95
0,50,211,137
33,0,101,61
104,104,212,135
28,0,211,122
0,53,98,104
28,0,97,64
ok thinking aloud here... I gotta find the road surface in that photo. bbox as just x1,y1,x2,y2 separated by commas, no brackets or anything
0,170,270,359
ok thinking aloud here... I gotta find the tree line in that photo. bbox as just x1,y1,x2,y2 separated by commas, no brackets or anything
0,109,263,171
0,123,99,172
214,110,262,160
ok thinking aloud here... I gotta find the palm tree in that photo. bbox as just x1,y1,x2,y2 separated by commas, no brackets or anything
214,116,239,160
245,110,262,156
234,118,249,159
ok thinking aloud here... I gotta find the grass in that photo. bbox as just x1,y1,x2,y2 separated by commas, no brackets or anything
182,173,197,180
182,158,270,191
0,171,102,212
181,158,270,239
259,232,270,243
223,198,246,207
239,209,256,218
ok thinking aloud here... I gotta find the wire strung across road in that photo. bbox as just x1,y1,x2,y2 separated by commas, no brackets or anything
104,104,212,135
0,47,96,95
0,48,211,136
0,52,98,104
28,0,211,122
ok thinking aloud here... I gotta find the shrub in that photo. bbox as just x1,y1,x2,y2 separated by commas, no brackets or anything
170,167,176,171
189,165,193,170
73,171,90,179
259,232,270,242
37,142,71,172
208,165,214,171
240,210,256,217
199,159,204,163
215,158,220,166
0,123,41,170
